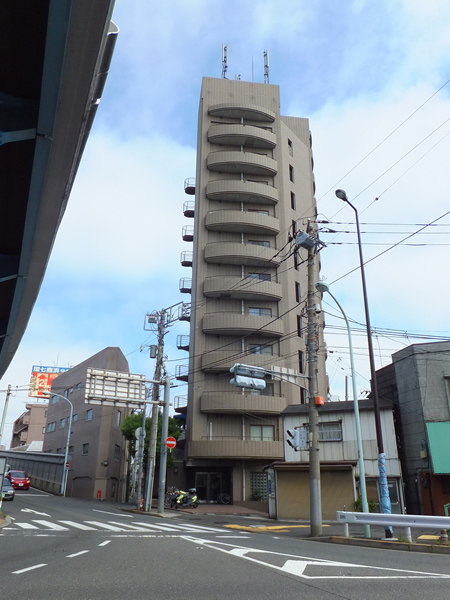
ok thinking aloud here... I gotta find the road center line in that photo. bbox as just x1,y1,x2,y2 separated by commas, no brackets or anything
13,564,47,574
66,550,90,558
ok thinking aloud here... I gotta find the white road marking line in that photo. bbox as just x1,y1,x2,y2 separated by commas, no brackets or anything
12,564,47,574
92,509,133,517
129,522,186,532
176,523,225,533
32,520,68,531
98,540,111,547
216,536,251,539
22,509,51,517
84,521,124,531
106,521,151,531
16,523,39,530
66,550,89,558
58,521,97,531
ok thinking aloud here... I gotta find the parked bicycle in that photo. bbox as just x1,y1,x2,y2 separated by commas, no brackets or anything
164,486,179,508
216,492,231,505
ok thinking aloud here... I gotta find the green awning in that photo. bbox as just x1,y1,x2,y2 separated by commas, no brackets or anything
426,422,450,474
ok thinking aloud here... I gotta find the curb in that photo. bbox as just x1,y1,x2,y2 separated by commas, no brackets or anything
315,535,450,555
0,515,12,529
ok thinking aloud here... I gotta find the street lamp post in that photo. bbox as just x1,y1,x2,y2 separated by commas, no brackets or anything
315,281,370,538
335,189,393,535
46,391,73,495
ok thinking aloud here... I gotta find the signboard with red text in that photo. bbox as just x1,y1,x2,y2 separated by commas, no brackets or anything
29,365,70,398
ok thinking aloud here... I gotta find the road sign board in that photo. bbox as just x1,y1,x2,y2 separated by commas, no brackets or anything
166,437,176,449
85,368,147,408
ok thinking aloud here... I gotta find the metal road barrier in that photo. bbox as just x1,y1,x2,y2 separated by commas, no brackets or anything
336,511,450,543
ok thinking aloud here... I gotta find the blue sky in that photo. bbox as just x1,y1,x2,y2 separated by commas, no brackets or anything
2,0,450,445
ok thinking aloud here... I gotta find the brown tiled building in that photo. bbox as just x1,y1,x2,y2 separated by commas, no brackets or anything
10,403,48,449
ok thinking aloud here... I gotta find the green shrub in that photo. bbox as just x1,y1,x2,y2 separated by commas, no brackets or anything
354,496,378,513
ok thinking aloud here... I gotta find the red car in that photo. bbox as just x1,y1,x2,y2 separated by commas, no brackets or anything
6,470,30,490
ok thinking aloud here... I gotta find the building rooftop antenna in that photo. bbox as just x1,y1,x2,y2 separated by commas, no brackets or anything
264,50,269,84
222,44,228,79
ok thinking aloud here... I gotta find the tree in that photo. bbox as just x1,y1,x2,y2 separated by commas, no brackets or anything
121,410,182,466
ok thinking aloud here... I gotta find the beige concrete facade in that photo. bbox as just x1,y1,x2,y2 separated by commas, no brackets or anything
178,77,327,505
42,347,130,501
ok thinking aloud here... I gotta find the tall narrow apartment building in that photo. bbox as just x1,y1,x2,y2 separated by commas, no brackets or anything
177,77,327,505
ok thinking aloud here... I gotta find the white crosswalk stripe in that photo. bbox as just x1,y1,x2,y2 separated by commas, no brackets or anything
32,520,68,531
58,521,97,531
3,518,226,535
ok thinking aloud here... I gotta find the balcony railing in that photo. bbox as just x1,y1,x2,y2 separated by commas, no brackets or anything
175,365,189,382
184,177,195,195
183,200,195,217
176,335,190,351
180,251,193,267
179,278,192,294
182,225,194,242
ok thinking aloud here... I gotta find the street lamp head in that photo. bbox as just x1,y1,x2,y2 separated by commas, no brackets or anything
315,281,330,294
335,188,348,202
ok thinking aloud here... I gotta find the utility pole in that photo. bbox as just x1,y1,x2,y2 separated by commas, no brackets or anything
306,221,322,537
0,384,11,447
144,308,166,511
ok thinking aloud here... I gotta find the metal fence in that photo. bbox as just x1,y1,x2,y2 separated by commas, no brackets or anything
0,450,65,494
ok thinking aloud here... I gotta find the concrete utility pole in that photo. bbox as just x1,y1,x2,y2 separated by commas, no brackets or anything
157,375,171,514
144,308,166,511
306,222,322,537
0,384,11,447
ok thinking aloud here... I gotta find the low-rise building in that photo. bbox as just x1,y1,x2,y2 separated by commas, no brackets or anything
42,347,130,501
10,403,48,449
271,399,404,520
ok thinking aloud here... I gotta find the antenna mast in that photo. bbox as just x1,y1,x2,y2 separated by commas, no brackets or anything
264,50,269,84
222,44,228,79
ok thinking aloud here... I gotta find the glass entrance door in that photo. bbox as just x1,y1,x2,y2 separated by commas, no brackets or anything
195,472,223,503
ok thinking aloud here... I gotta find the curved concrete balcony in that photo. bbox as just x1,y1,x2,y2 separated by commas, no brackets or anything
188,439,283,460
204,242,281,267
205,210,279,235
206,179,278,205
208,124,276,149
207,151,277,177
208,102,275,122
201,350,278,373
201,391,287,414
203,276,282,301
203,313,283,338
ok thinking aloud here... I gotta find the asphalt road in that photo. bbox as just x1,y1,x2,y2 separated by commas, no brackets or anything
2,490,450,599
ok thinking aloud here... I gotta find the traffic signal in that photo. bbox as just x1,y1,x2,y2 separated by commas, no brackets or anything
286,429,301,451
230,364,266,390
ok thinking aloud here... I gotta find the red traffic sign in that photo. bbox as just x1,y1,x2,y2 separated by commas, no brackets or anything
65,462,70,468
166,436,177,449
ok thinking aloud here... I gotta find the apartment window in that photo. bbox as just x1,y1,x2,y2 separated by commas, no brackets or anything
292,220,297,236
59,418,65,429
297,315,303,337
44,410,48,417
249,307,272,317
251,383,274,397
248,209,269,216
294,251,299,271
47,422,56,433
248,273,271,281
295,282,301,303
250,425,275,441
248,240,270,248
82,443,89,455
64,389,69,398
290,191,296,210
72,414,78,423
114,444,121,461
249,344,273,355
318,422,342,442
299,351,305,374
86,409,93,421
51,395,59,405
117,411,121,427
76,383,82,391
289,164,294,182
42,427,45,434
250,472,268,501
288,138,293,156
68,446,74,460
69,387,74,394
300,387,308,404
